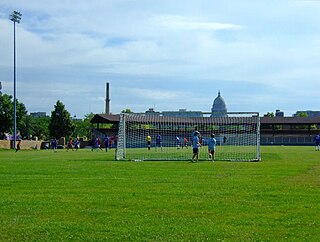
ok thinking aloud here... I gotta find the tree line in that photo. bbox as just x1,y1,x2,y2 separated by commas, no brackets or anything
0,93,94,140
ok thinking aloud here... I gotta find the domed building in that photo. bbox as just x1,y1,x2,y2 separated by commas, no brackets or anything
211,91,228,117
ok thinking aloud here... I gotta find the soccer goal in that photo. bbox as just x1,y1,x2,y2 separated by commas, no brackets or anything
116,112,260,161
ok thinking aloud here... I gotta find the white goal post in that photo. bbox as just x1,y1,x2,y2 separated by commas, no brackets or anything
116,112,260,161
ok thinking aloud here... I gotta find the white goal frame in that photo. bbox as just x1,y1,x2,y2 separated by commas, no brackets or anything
116,112,260,161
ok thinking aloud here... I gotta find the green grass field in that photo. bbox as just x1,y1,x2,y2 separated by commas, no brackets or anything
122,145,259,161
0,146,319,241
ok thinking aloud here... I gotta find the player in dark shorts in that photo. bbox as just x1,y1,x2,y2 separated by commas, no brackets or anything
192,131,200,162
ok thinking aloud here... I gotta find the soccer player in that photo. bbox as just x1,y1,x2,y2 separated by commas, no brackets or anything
114,135,118,149
314,133,320,151
156,134,162,151
15,131,22,152
192,131,201,162
191,128,201,145
74,137,80,151
51,138,58,152
182,137,188,149
94,137,101,151
104,135,109,152
208,133,217,162
176,136,181,149
146,133,151,150
109,137,113,149
66,138,74,151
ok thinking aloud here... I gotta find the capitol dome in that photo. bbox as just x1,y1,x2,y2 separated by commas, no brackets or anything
211,91,228,117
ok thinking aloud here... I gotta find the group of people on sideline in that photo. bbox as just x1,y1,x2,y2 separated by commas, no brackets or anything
47,134,119,152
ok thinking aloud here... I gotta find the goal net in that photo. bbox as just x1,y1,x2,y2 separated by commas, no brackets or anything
116,112,260,161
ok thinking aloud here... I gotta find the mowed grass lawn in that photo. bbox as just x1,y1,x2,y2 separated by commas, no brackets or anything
0,146,319,241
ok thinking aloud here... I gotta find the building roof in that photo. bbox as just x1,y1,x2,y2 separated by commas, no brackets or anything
90,114,320,125
90,114,120,124
260,116,320,125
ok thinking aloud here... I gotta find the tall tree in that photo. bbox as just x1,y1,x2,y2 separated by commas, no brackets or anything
0,94,27,138
72,112,95,138
0,94,13,136
49,100,74,139
31,116,50,140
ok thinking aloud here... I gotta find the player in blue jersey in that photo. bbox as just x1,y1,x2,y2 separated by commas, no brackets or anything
176,136,181,149
156,134,162,151
208,133,217,162
192,131,201,162
51,138,58,152
104,135,109,152
314,133,320,151
74,137,80,151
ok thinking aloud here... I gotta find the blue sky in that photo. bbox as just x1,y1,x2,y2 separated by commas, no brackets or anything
1,0,320,118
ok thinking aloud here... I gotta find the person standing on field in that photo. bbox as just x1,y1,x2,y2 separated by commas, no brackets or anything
314,133,320,151
192,131,200,162
208,133,217,162
146,133,151,150
66,138,74,151
94,137,100,151
51,138,58,152
176,136,181,149
156,134,162,151
104,135,109,152
15,131,22,152
182,137,188,149
74,137,80,151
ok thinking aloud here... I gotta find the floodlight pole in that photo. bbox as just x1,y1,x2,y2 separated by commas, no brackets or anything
10,11,22,150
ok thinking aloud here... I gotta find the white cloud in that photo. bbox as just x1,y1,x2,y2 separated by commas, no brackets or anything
1,1,320,118
154,15,245,31
117,87,185,101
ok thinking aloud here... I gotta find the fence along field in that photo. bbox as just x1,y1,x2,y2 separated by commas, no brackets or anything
0,146,319,241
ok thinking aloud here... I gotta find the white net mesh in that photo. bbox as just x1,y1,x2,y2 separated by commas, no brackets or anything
116,112,260,161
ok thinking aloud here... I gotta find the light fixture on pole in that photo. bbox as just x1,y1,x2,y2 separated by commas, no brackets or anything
9,10,22,150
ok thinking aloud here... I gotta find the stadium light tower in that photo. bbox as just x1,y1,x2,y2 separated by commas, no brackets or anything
10,10,22,150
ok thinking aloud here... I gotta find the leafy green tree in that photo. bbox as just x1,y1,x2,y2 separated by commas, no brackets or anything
0,94,13,136
296,112,308,118
49,100,74,139
72,113,95,138
294,112,308,130
0,94,27,138
33,116,50,140
121,108,133,113
19,115,50,140
19,114,33,139
265,112,275,117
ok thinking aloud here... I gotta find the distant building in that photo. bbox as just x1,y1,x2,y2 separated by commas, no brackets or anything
162,109,203,117
145,108,160,116
30,112,47,118
275,109,284,117
294,110,320,118
211,91,228,117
